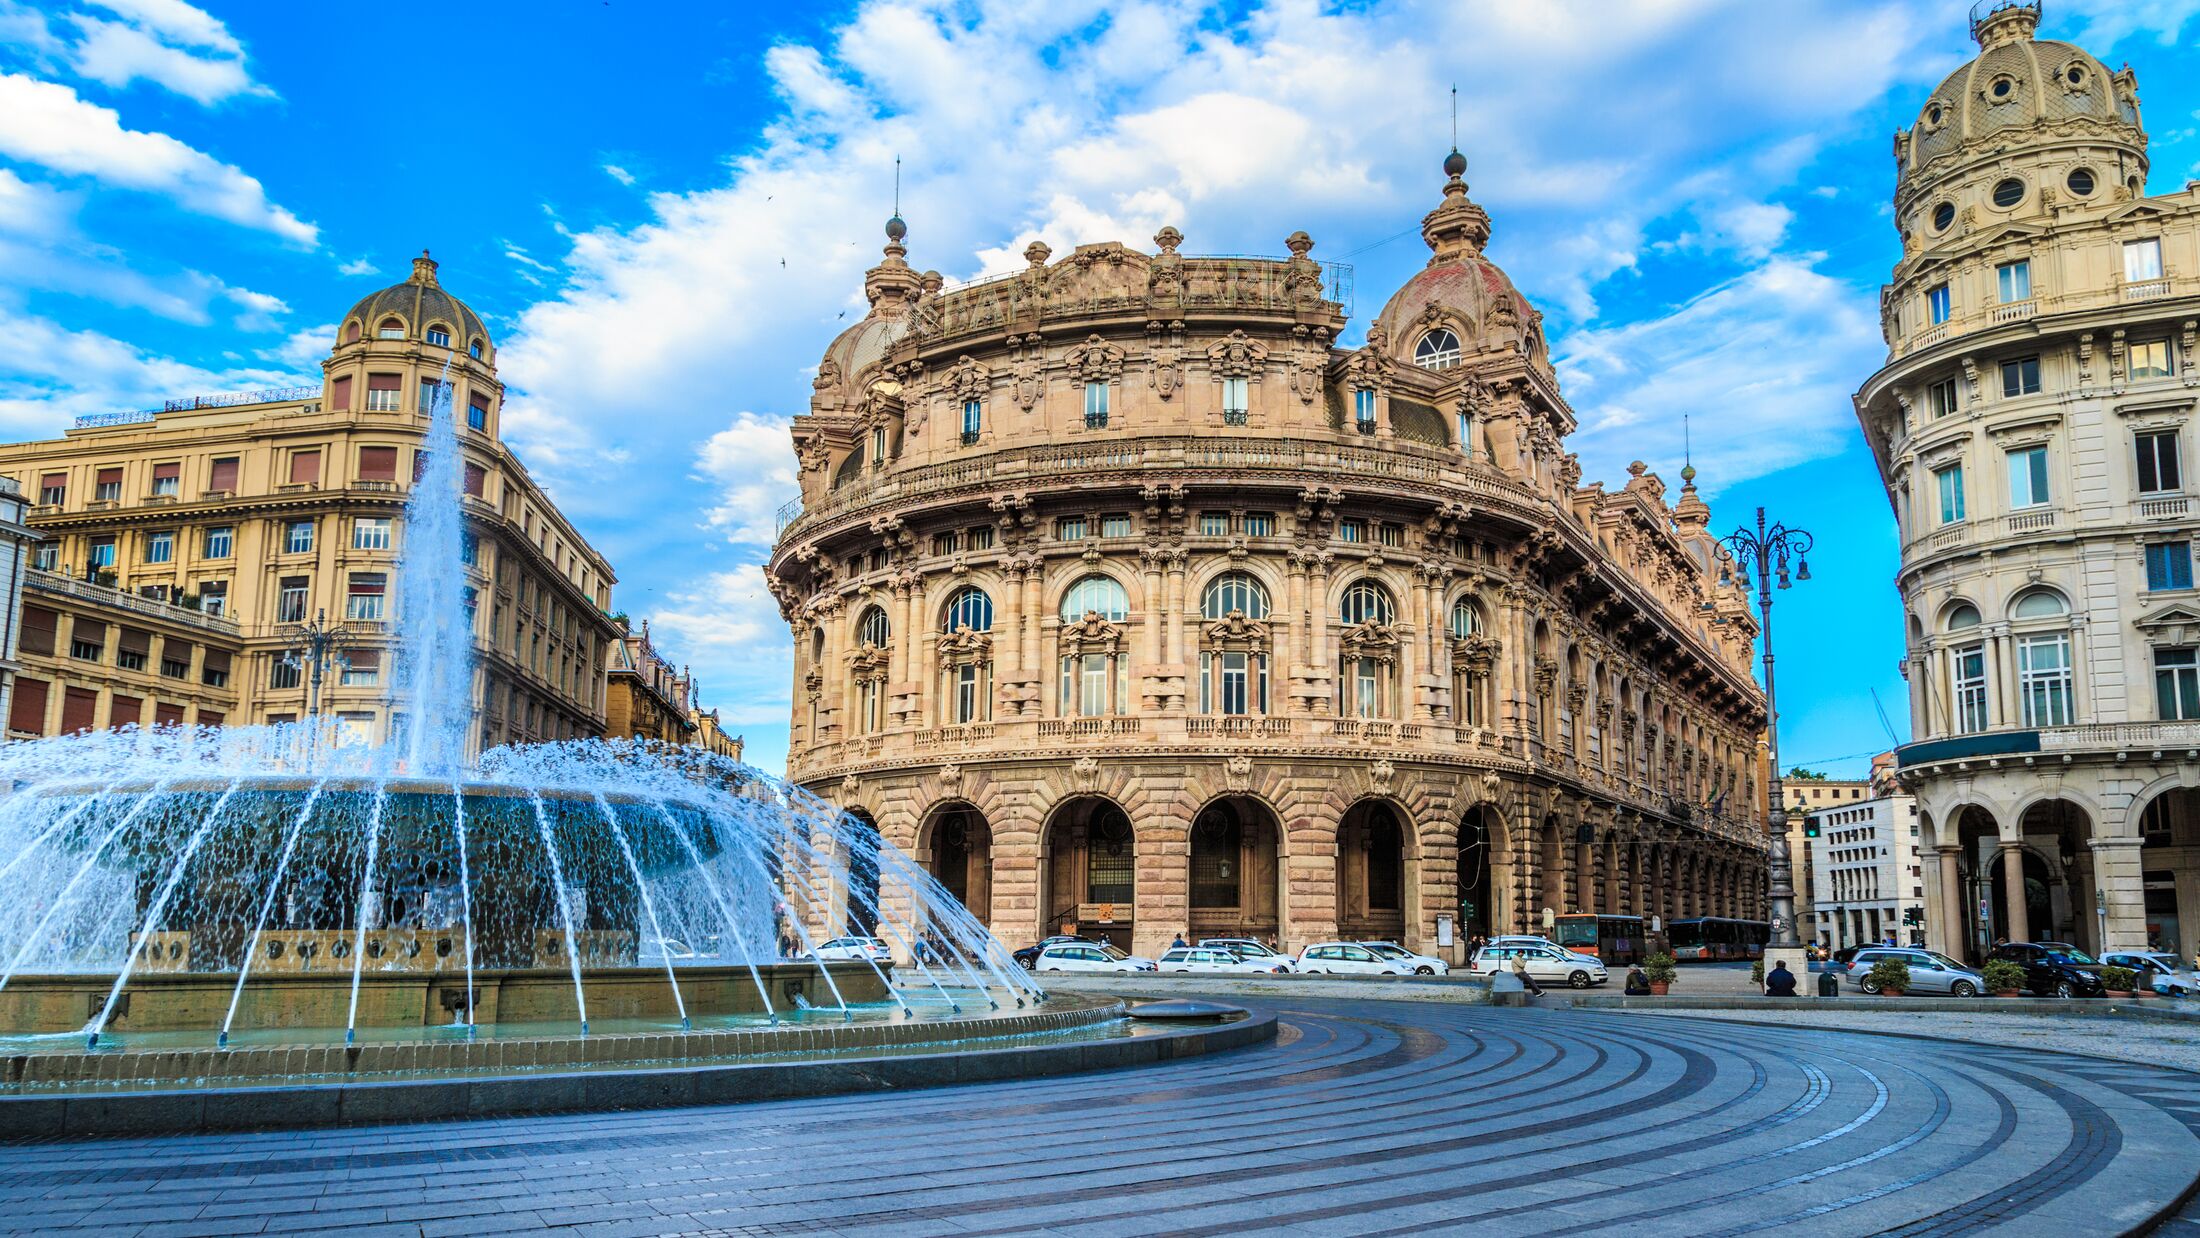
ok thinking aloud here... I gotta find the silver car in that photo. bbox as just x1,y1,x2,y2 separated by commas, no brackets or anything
2102,951,2199,996
1849,947,1985,996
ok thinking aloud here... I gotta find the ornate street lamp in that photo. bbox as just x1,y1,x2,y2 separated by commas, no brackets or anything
1719,507,1813,970
278,608,353,722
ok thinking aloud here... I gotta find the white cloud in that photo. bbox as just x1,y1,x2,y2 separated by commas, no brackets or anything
603,163,636,186
264,323,333,372
0,167,72,238
221,283,285,331
646,564,794,729
337,256,378,277
65,14,269,105
85,0,243,55
0,73,313,243
0,301,292,437
695,412,800,547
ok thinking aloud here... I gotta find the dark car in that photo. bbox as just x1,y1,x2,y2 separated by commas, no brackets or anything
1989,941,2106,997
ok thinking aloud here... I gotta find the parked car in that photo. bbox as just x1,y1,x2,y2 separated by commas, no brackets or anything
1466,942,1608,989
1361,941,1450,976
1034,941,1157,973
1988,941,2105,997
1159,946,1287,975
1297,943,1414,976
1199,938,1298,973
812,936,891,963
1014,935,1101,970
1844,947,1985,996
2101,951,2198,996
1488,935,1603,967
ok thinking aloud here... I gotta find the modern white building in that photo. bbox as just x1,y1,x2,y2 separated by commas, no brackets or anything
1808,791,1928,950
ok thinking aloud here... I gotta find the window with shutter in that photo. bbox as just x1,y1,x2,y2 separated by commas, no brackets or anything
208,457,239,493
151,462,180,496
38,472,64,505
8,678,48,735
95,468,123,501
358,446,398,481
20,606,56,656
154,702,184,727
331,375,353,411
464,463,486,497
289,451,321,486
365,373,402,411
108,694,142,728
60,687,97,734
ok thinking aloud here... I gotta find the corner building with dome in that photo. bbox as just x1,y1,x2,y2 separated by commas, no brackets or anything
1861,1,2200,960
770,155,1773,962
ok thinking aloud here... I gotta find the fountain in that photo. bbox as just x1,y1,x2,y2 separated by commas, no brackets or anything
0,379,1068,1098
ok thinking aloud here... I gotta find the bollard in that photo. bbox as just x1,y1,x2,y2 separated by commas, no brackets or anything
1818,970,1840,998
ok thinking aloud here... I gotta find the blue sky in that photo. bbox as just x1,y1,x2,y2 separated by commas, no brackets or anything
2,0,2198,777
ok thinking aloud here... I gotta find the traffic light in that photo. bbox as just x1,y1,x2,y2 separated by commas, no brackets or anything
1903,907,1923,926
1802,818,1820,839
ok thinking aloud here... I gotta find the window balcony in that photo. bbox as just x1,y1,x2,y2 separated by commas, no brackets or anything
2124,279,2172,302
1898,720,2200,769
1990,299,2037,324
1037,717,1144,740
2006,508,2055,534
2139,494,2192,520
1187,715,1294,738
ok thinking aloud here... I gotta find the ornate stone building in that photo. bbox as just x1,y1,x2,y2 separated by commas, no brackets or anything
1860,1,2200,958
605,616,744,760
769,155,1769,960
0,254,619,751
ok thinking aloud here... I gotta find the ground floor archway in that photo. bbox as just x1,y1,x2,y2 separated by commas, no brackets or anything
1337,800,1406,941
1187,796,1282,944
920,802,993,926
1042,796,1137,949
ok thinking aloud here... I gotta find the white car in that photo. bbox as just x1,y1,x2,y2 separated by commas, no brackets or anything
1361,941,1450,976
1159,946,1288,975
1490,935,1603,966
1035,942,1158,973
812,936,891,963
1297,942,1414,976
1199,938,1299,973
2102,950,2200,996
1467,942,1608,989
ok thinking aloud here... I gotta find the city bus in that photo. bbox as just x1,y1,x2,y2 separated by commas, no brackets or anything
1552,914,1650,966
1667,917,1770,961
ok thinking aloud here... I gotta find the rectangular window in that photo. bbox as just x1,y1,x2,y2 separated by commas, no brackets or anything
1934,464,1965,524
94,468,122,502
31,544,56,571
288,451,321,486
961,398,982,444
353,517,393,551
1378,522,1406,548
346,573,387,621
931,531,958,556
365,374,402,411
199,580,227,618
270,657,301,690
1953,644,1988,734
88,538,115,568
1056,516,1087,540
953,663,982,724
144,530,173,564
2126,238,2165,283
70,621,105,662
1084,382,1109,429
2158,648,2200,721
331,375,353,411
38,472,64,505
1353,388,1376,434
1244,512,1274,536
276,576,309,623
2007,446,2049,508
468,394,489,431
2000,356,2041,396
1928,377,1960,419
151,462,180,497
2138,431,2183,494
208,457,238,494
285,520,314,554
2147,541,2195,591
160,644,190,679
358,445,399,482
1338,518,1364,543
463,463,486,498
2132,340,2173,380
1199,512,1229,536
341,649,381,687
418,378,448,413
1928,284,1951,325
116,628,149,672
1996,260,2031,303
1099,513,1130,538
202,526,233,559
2017,633,2072,727
1224,377,1250,425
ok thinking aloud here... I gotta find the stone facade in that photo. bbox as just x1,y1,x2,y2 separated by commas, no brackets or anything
769,159,1771,961
1858,2,2200,958
0,254,618,751
604,617,744,760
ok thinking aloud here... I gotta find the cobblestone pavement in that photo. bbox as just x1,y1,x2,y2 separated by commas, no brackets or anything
4,998,2200,1236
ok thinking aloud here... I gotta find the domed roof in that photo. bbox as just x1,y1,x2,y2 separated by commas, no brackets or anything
1905,5,2139,173
342,252,491,351
1369,154,1544,366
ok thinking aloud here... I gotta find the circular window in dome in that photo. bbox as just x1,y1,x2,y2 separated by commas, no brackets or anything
1932,202,1956,232
2065,63,2086,87
2067,167,2096,197
1991,178,2025,209
1989,76,2015,100
1414,328,1462,371
1927,103,1944,127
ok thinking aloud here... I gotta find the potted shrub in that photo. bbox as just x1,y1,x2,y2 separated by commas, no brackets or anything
1751,958,1766,988
2102,965,2137,997
1981,959,2026,997
1642,952,1678,996
1865,957,1911,996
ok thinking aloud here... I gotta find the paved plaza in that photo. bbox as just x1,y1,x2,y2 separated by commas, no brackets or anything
5,997,2200,1235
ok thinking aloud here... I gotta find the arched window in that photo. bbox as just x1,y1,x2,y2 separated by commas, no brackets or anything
343,320,362,344
1058,577,1129,717
939,587,994,724
1414,328,1462,371
469,337,484,360
1448,598,1477,638
1449,598,1487,727
942,586,993,633
1945,604,1988,734
1202,572,1270,620
377,317,405,340
857,605,890,646
1059,575,1128,622
1339,580,1394,625
2012,590,2067,619
2009,591,2072,727
425,324,452,348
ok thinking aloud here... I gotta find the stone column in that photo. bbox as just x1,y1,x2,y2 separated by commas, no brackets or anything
1308,554,1333,714
1988,624,2015,728
996,564,1025,714
1142,550,1165,667
1999,840,2029,943
2091,836,2146,952
1022,561,1043,683
1937,845,1965,957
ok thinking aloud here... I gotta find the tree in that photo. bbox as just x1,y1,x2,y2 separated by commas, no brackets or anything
1787,766,1829,781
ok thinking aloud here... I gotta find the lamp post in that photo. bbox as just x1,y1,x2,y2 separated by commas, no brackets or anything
278,608,353,723
1720,507,1814,974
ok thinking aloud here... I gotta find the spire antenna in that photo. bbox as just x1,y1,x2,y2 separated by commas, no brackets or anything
1682,412,1697,486
1450,84,1458,151
893,155,901,216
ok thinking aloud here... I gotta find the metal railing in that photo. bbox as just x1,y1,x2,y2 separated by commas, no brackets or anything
25,568,241,634
73,386,319,430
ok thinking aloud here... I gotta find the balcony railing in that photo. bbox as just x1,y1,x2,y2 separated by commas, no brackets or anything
2139,494,2192,520
71,386,319,430
24,568,241,635
1990,299,2036,323
1036,717,1145,740
2006,508,2055,534
1186,716,1294,738
1899,720,2200,768
2124,279,2172,302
